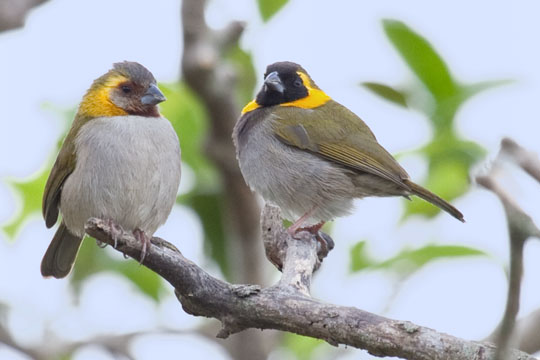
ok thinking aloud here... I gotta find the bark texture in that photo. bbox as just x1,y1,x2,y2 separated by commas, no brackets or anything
180,0,272,358
85,207,536,360
0,0,48,32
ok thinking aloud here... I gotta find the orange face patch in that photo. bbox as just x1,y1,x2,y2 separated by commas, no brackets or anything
78,75,129,118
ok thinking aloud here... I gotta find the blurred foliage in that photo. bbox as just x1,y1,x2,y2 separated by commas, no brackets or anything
362,19,510,220
160,83,217,190
160,41,258,280
72,239,163,300
3,170,49,238
2,105,74,238
362,82,408,108
350,240,486,276
283,333,325,360
257,0,289,22
146,81,232,279
225,44,257,105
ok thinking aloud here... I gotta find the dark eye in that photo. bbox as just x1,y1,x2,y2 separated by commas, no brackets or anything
293,79,303,88
121,85,132,94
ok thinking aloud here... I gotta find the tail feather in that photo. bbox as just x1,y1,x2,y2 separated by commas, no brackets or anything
41,223,83,278
403,179,465,222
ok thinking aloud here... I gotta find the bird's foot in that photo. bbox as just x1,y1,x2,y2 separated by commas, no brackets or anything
106,218,124,249
133,228,151,264
314,231,335,260
288,221,334,263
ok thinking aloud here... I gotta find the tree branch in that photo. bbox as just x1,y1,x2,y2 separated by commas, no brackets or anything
0,0,49,32
180,1,271,357
500,137,540,183
476,137,540,360
180,0,263,296
84,207,535,360
487,308,540,355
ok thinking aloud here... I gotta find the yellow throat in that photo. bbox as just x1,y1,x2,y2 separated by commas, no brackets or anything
78,74,129,118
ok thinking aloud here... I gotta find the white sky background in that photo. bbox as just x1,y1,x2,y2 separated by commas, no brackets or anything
1,0,540,359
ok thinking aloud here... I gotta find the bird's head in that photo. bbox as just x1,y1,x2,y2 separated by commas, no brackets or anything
242,61,330,114
78,61,166,118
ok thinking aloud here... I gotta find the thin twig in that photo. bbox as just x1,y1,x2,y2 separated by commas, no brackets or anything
476,137,540,360
501,137,540,184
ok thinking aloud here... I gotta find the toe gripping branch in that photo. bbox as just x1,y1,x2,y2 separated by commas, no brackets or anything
261,204,334,296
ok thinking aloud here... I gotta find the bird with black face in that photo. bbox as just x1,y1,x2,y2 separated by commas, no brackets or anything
42,61,182,278
233,61,463,241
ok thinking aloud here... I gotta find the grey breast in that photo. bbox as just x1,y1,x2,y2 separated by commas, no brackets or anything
60,115,181,237
234,108,356,223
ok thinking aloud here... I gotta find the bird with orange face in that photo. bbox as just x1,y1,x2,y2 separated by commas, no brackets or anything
42,61,181,278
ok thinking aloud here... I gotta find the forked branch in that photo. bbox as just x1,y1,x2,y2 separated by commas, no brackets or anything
85,204,534,360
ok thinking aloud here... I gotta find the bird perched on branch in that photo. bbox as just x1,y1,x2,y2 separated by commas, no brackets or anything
42,61,181,278
233,61,464,240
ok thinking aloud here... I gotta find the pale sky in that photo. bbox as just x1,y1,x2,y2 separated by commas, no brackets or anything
1,0,540,359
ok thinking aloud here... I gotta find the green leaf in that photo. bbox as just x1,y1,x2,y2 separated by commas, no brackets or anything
71,237,163,301
383,19,457,102
160,82,219,190
422,136,486,168
2,169,50,238
283,333,325,360
376,244,486,274
2,104,77,238
114,260,163,301
362,82,408,107
402,135,486,219
463,79,514,98
257,0,288,22
350,242,486,275
350,241,374,272
181,191,229,279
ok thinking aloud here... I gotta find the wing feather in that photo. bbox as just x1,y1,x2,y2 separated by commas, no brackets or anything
272,101,410,190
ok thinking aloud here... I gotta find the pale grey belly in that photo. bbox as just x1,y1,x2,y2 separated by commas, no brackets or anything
237,125,356,223
60,116,181,237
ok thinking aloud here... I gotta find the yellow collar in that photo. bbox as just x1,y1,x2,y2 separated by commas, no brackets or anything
241,71,331,114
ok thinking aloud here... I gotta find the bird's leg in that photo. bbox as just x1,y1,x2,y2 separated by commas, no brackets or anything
300,221,325,234
106,218,124,249
133,228,151,264
287,207,318,235
295,220,335,261
287,208,334,260
96,219,124,249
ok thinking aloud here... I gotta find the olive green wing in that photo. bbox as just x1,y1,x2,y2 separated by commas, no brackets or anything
272,100,410,190
43,139,76,228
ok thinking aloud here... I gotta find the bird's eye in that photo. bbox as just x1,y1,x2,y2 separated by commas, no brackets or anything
121,85,132,94
293,79,303,88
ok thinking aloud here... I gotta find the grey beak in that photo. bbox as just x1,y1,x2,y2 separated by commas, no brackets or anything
141,84,166,105
264,71,284,93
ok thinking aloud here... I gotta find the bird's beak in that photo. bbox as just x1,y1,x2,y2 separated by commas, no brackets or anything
141,84,166,105
264,71,284,93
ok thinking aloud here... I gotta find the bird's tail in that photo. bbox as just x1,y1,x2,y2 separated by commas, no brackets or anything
41,222,83,278
403,179,465,222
